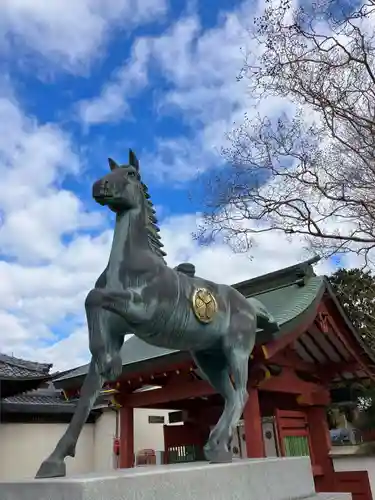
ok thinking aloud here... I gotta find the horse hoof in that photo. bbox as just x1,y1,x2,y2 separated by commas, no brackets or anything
35,458,66,479
204,445,233,464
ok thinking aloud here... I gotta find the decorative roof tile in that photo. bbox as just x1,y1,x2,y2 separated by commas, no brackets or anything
0,353,52,379
3,392,67,406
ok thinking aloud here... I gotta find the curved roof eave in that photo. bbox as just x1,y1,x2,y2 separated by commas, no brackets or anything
324,278,375,367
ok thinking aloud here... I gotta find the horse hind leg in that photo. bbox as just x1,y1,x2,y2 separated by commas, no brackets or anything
224,347,250,449
222,323,255,455
191,348,236,463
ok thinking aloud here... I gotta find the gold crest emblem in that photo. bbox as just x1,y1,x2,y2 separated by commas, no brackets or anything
192,288,218,324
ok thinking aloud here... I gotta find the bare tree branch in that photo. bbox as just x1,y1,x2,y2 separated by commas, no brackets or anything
198,0,375,265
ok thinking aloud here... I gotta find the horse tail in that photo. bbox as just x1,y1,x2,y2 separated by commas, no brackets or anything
248,297,279,338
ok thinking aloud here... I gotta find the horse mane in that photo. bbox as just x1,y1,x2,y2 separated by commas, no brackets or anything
141,180,167,262
128,149,167,263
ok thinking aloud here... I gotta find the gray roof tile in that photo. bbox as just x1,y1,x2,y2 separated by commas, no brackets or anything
0,353,52,379
4,392,67,406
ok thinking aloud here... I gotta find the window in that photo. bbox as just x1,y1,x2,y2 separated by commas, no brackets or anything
148,415,165,424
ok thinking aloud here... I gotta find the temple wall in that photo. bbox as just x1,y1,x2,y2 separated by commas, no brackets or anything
134,408,170,454
93,409,118,472
0,421,95,480
0,408,171,480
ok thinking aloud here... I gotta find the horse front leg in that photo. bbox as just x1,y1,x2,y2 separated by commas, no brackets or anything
85,289,125,381
35,359,104,478
35,291,121,479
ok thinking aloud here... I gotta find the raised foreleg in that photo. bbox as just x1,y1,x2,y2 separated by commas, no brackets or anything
85,289,125,380
36,289,127,479
85,287,156,377
35,359,104,478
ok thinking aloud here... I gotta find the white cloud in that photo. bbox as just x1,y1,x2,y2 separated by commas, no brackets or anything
161,213,336,284
0,96,106,263
78,38,152,125
0,95,78,199
76,0,295,182
0,0,359,373
0,0,168,72
0,93,110,368
0,128,339,372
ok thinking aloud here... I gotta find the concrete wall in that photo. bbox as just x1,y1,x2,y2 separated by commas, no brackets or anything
0,408,171,480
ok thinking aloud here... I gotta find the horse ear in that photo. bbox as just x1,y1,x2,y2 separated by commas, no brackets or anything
129,149,139,171
108,158,119,171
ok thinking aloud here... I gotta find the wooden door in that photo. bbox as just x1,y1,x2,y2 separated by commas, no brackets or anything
163,423,207,464
275,409,312,459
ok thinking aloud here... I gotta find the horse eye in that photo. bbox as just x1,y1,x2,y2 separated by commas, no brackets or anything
128,171,136,177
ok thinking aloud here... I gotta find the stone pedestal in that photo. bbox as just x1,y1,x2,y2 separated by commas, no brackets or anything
0,457,351,500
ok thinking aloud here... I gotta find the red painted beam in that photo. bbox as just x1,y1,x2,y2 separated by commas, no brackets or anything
297,389,331,406
269,349,316,372
259,367,320,395
259,307,319,361
244,388,264,458
123,360,275,407
119,406,134,468
118,360,193,386
306,406,335,485
122,379,215,407
124,365,324,407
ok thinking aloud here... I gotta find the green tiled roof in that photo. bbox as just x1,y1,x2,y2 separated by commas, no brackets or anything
255,275,325,336
54,258,325,388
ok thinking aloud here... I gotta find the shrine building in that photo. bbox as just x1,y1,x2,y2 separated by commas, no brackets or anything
54,257,375,499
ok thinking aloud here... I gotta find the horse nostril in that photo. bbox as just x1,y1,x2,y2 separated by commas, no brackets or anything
93,180,107,198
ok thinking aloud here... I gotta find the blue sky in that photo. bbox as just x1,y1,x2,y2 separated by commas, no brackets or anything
0,0,343,369
6,0,252,217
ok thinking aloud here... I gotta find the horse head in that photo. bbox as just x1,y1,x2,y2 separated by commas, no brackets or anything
92,149,144,213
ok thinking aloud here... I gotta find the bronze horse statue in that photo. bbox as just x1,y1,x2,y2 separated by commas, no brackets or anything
36,150,279,478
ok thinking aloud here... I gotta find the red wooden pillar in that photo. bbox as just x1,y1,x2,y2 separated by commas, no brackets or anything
243,387,264,458
306,406,335,491
119,406,134,468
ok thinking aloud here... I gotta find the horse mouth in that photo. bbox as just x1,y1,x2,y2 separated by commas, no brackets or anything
93,194,110,205
94,195,128,212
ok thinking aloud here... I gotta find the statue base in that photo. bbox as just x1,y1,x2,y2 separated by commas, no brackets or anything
0,457,351,500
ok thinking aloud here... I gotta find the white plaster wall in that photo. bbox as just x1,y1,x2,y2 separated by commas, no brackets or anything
0,422,95,480
94,409,118,472
333,455,375,497
92,408,172,463
134,408,171,453
0,408,173,480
